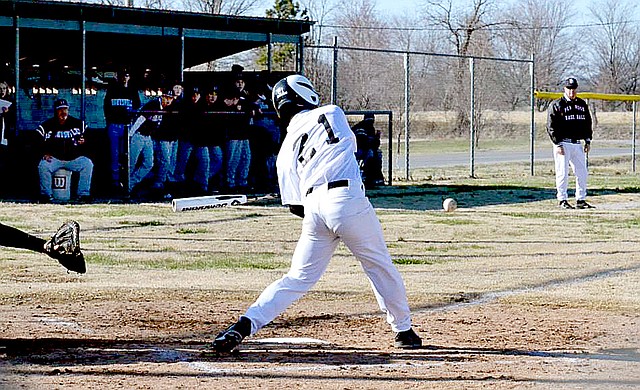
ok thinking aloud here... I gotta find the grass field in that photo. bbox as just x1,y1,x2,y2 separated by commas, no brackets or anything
373,109,639,140
0,155,639,389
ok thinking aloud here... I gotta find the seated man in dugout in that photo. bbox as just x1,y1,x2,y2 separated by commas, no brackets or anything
35,98,94,203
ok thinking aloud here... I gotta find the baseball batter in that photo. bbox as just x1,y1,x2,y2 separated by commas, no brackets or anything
547,77,595,209
211,75,421,352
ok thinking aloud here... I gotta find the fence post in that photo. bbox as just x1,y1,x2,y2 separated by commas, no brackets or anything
267,33,272,74
388,111,393,186
469,57,475,178
297,34,303,74
13,16,19,131
529,53,535,176
179,27,185,83
81,20,86,124
404,52,410,181
633,101,637,173
331,36,338,105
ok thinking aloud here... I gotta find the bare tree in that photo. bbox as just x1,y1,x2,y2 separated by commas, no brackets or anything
181,0,263,15
586,0,640,109
298,0,338,102
328,0,390,110
494,0,574,110
95,0,178,8
422,0,501,134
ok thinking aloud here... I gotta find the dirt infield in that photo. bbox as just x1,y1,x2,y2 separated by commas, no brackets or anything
1,182,639,389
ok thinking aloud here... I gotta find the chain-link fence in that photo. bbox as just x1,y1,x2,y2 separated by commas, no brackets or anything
304,40,636,180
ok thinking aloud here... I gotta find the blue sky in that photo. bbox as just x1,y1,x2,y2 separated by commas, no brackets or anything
252,0,613,22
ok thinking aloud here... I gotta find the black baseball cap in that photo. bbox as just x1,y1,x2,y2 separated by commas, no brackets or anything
54,98,69,110
564,77,578,89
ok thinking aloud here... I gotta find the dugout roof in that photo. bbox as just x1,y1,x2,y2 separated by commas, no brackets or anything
0,0,313,83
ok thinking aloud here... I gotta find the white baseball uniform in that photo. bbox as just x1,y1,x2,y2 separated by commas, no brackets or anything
553,142,588,201
547,94,592,202
243,104,414,335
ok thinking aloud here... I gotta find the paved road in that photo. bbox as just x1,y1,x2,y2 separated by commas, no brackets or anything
394,147,634,168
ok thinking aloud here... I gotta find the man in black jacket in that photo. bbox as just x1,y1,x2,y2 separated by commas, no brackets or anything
546,77,595,210
36,99,94,203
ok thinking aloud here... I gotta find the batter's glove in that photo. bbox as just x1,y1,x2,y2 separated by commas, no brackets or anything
44,220,86,274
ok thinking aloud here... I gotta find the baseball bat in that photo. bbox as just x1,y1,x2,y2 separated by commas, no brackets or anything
171,194,248,212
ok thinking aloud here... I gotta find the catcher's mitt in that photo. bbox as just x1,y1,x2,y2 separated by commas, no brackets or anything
44,220,86,274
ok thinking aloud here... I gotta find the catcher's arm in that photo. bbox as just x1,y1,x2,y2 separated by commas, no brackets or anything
43,220,86,274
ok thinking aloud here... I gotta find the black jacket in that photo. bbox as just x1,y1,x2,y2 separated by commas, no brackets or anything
104,82,141,125
152,98,182,141
136,99,163,136
197,100,227,147
546,96,593,145
36,116,89,161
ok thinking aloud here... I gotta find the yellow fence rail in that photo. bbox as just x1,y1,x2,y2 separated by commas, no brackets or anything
535,91,640,102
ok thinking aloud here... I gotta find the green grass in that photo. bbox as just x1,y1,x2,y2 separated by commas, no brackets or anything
393,257,449,265
431,218,478,225
176,227,208,234
502,212,551,219
87,252,288,270
118,220,167,227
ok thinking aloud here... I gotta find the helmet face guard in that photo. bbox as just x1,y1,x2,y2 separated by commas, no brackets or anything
272,75,319,119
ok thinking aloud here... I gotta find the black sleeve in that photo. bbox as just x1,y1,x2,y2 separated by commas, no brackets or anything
584,100,593,142
0,223,46,253
288,204,305,218
546,100,561,144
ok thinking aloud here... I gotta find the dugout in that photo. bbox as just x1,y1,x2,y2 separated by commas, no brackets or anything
0,0,312,199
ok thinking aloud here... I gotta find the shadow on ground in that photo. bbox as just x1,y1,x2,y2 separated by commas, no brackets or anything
0,183,635,212
366,184,628,211
1,337,639,386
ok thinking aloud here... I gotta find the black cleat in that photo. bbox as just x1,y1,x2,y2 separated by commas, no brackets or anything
576,200,595,209
394,328,422,349
211,316,252,353
559,200,574,209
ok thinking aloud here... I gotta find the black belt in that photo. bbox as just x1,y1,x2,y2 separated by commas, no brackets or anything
306,179,349,196
561,138,581,144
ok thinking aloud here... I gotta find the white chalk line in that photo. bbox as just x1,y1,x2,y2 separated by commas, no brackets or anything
246,337,331,345
187,360,446,375
37,315,95,335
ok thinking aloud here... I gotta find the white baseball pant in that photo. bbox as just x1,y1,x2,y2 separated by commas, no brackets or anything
554,141,588,201
244,183,413,335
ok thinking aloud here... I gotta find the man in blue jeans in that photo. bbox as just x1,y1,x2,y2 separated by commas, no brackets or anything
36,99,94,203
104,68,141,195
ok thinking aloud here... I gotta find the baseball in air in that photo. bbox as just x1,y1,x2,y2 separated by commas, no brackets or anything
443,198,457,212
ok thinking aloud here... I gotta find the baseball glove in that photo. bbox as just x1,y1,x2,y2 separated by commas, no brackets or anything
44,220,86,274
